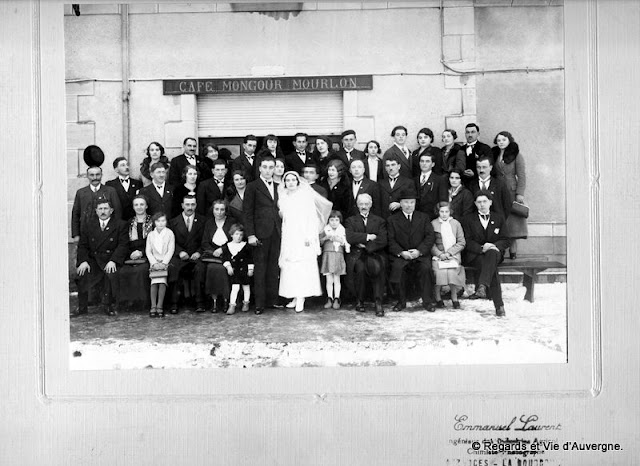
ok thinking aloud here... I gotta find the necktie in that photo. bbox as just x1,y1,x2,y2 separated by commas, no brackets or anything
346,151,352,161
186,216,192,232
480,214,489,221
404,148,410,159
407,214,412,223
481,180,487,190
247,156,253,165
362,215,368,227
390,177,397,189
101,221,106,231
421,175,427,185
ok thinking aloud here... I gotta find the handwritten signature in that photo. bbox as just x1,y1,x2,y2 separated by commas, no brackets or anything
454,414,562,431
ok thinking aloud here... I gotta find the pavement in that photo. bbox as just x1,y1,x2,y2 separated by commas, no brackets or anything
69,283,567,369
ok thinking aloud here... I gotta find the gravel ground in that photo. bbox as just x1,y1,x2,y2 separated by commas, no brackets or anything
70,283,567,369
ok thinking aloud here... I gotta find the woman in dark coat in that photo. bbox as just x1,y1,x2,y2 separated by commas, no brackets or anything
312,136,335,182
171,164,200,216
200,199,236,312
411,127,443,177
319,159,351,219
440,129,466,175
226,170,247,225
447,169,474,221
117,194,153,310
140,141,170,186
492,131,527,259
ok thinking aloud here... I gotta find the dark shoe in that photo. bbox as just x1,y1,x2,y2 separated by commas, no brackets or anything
169,305,178,314
496,306,506,317
149,307,157,318
475,284,487,299
424,302,436,312
158,308,165,318
70,307,88,318
435,300,445,309
452,301,461,309
106,306,117,316
210,301,218,313
355,301,365,312
254,307,264,315
375,300,384,316
510,252,517,260
196,306,205,313
392,301,406,312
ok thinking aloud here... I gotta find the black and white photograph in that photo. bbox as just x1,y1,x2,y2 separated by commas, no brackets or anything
63,2,567,369
3,1,639,465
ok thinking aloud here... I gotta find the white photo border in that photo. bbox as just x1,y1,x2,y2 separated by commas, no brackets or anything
39,1,598,399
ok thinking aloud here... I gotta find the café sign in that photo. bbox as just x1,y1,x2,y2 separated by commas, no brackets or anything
163,75,373,95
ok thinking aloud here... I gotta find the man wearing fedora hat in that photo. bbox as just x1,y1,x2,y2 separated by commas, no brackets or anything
344,193,387,316
387,189,437,312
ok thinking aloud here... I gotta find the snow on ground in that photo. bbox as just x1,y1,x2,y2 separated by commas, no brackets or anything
70,283,567,370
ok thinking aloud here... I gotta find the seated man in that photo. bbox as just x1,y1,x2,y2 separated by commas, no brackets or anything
344,193,388,316
73,198,128,317
387,190,437,312
168,194,206,313
462,190,511,317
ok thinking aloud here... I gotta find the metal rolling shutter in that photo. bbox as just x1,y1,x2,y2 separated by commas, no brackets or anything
197,91,343,137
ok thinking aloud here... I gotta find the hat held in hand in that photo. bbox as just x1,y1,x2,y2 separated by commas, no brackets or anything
83,145,105,167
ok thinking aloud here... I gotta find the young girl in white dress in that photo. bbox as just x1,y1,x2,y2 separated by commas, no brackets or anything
320,211,350,310
145,212,175,317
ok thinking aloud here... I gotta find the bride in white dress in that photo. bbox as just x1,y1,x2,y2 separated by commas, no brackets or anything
278,171,333,312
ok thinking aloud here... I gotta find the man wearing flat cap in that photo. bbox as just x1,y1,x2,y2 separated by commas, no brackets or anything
331,129,365,169
386,189,437,312
105,157,143,221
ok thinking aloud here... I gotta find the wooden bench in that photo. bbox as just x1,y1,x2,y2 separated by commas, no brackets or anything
465,259,566,303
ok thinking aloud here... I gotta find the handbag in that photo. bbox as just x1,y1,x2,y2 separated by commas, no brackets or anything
511,200,529,218
437,259,459,269
149,267,168,279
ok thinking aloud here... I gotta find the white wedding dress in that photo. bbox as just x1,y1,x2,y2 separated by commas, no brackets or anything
278,173,332,299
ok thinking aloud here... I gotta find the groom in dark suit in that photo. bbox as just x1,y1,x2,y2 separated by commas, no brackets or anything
105,157,143,221
462,190,511,317
243,155,282,315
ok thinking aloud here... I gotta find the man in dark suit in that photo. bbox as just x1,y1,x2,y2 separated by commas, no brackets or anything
285,132,317,174
302,164,328,198
73,198,128,317
231,134,259,182
168,137,210,186
105,157,143,221
71,166,122,241
382,125,413,179
378,155,416,219
348,159,381,217
331,129,365,168
387,191,437,312
469,156,513,218
243,155,282,315
168,194,206,313
344,193,387,316
139,162,174,218
462,191,511,317
196,159,231,217
461,123,493,187
415,152,448,220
